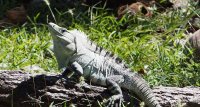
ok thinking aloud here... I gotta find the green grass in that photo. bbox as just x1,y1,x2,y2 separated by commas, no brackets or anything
0,1,200,87
0,24,57,72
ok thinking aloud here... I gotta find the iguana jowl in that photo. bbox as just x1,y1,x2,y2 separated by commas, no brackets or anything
48,22,161,107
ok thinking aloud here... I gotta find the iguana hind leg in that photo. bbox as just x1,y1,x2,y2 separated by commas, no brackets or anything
105,78,123,107
91,74,124,107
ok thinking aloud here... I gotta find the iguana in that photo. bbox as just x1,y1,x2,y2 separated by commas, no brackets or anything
48,22,161,107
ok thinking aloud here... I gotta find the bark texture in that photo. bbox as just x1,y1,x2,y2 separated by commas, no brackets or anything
0,70,199,107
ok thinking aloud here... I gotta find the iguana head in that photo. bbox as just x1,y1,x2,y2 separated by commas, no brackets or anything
48,22,77,69
48,22,76,45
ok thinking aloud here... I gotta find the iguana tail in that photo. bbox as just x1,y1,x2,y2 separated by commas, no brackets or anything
120,73,161,107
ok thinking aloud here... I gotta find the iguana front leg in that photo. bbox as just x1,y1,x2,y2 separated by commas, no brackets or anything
90,74,124,107
62,61,83,78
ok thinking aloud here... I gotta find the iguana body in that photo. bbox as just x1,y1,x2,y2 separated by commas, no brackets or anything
48,22,161,107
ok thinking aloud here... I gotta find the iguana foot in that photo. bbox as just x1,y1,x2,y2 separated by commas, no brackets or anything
61,68,74,78
104,78,124,107
104,94,124,107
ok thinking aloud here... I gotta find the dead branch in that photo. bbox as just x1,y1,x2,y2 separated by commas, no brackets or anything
0,70,199,107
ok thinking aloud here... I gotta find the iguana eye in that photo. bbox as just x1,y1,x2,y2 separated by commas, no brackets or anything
60,29,66,33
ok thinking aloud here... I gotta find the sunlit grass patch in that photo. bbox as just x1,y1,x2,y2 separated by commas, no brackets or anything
0,24,57,72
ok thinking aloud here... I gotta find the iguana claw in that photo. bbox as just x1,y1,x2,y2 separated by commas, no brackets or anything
104,94,124,107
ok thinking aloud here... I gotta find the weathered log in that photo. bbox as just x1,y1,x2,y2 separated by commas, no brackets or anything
0,70,199,107
153,86,200,107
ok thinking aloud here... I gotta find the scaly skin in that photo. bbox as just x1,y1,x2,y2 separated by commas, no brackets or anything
48,22,161,107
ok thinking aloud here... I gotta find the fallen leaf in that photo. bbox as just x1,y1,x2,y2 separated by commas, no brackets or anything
6,5,27,24
117,2,152,18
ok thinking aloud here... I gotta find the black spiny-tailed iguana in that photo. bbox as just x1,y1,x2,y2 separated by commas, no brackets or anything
48,22,161,107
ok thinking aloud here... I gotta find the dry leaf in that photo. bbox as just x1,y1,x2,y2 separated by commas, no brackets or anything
117,2,152,18
6,5,27,24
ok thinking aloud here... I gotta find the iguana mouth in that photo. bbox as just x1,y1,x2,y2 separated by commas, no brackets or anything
48,22,63,36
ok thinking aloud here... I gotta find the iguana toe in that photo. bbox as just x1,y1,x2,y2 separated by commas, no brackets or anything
105,94,123,107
